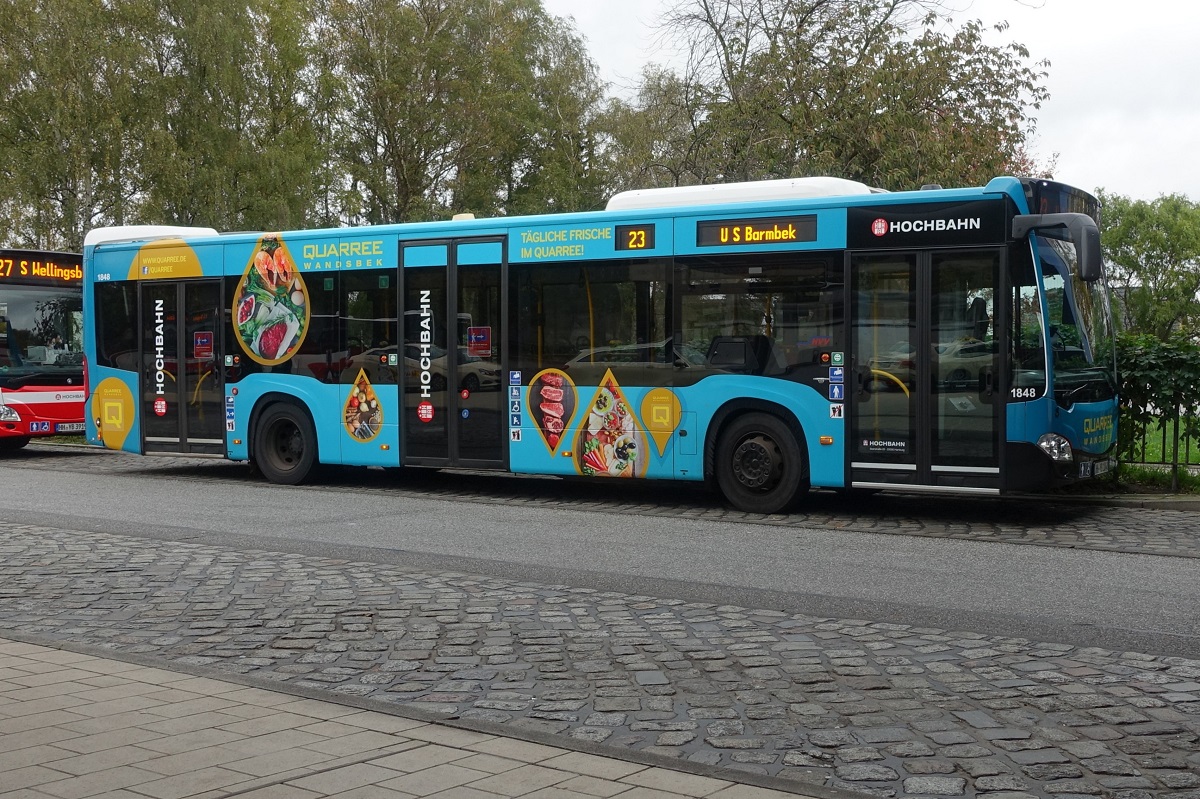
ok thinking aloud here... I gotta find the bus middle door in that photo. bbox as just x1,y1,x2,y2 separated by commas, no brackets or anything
400,237,505,470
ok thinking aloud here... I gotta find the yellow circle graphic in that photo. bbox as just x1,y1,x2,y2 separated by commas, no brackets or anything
640,387,681,457
91,377,135,450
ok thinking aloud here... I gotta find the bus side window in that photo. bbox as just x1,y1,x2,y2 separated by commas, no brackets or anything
95,282,138,369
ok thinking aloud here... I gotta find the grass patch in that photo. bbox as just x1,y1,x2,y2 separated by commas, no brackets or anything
1126,417,1200,465
41,435,87,446
1116,462,1200,493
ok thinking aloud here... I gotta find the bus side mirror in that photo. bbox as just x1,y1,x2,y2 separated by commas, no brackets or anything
1077,222,1101,282
1012,212,1102,283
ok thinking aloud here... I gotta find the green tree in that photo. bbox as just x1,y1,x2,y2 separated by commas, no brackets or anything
1100,192,1200,341
598,64,718,191
133,0,324,230
620,0,1050,190
499,12,610,216
0,0,146,249
314,0,603,224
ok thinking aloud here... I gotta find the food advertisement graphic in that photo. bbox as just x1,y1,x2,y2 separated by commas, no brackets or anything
576,370,645,478
528,368,575,452
344,368,382,441
232,236,309,365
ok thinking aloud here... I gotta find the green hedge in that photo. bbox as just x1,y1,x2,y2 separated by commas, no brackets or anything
1116,332,1200,488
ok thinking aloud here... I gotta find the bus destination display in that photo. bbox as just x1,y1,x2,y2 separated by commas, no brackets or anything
614,224,656,251
0,249,83,286
696,215,816,247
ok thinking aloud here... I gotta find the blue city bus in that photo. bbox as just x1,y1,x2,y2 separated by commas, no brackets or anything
82,176,1117,513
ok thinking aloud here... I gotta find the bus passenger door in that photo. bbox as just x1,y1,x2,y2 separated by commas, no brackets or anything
849,250,1002,493
400,237,505,469
139,281,225,454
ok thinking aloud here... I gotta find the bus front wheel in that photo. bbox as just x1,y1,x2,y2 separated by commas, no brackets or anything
0,436,30,452
715,413,807,514
253,404,316,485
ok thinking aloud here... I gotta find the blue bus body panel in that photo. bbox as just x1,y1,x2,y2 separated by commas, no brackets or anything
1055,399,1117,455
1006,393,1117,458
510,377,842,487
224,377,400,467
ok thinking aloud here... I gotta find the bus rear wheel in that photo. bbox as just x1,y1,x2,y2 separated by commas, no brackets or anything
253,404,316,485
715,413,807,514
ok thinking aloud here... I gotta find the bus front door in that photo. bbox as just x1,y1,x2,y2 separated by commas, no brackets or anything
139,281,225,455
400,238,506,469
849,250,1002,494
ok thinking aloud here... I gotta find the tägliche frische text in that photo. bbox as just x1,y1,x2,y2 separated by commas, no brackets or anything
520,226,612,259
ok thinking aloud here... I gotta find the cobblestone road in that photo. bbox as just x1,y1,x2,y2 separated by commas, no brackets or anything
0,447,1198,799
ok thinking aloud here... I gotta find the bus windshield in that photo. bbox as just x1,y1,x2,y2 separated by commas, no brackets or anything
0,285,84,388
1037,236,1117,407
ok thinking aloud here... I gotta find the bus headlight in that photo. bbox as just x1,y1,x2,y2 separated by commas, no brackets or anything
0,405,20,422
1037,433,1073,462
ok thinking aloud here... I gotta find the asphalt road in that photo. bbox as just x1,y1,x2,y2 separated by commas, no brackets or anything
2,455,1197,659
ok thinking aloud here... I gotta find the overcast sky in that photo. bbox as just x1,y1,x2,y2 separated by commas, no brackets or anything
543,0,1200,203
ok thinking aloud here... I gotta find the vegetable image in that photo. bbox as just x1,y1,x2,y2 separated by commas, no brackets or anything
232,237,310,365
576,370,644,478
343,368,382,441
237,294,255,325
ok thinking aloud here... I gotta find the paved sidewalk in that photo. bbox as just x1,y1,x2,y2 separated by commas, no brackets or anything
0,638,815,799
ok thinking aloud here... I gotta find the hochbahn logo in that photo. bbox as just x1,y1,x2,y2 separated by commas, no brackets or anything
847,201,1004,248
871,217,983,236
153,298,167,399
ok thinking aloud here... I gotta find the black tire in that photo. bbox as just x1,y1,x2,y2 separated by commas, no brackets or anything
460,373,480,393
947,368,971,382
715,412,807,514
431,373,447,392
253,403,317,485
0,436,30,452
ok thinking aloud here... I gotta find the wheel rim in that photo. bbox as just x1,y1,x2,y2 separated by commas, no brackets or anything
731,434,783,492
268,420,304,470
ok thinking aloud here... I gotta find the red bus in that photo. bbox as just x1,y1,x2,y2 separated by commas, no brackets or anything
0,249,85,450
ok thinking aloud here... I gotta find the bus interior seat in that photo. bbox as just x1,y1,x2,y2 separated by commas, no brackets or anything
970,297,990,339
707,334,775,375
